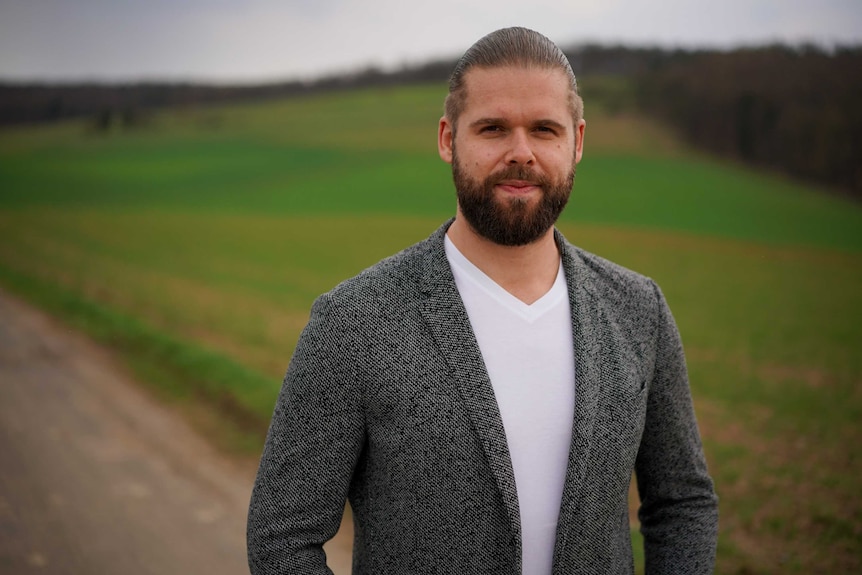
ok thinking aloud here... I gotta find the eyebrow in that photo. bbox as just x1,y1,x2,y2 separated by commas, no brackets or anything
470,117,568,131
470,117,507,128
533,119,568,132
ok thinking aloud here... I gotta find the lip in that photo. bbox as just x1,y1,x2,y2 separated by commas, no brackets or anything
495,180,541,195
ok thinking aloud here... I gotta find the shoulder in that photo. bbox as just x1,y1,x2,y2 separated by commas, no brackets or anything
559,233,659,305
556,229,665,335
316,222,448,320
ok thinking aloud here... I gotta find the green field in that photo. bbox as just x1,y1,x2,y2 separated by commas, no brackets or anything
1,82,860,573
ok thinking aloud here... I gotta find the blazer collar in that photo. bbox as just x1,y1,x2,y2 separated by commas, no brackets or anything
554,228,603,552
418,220,522,558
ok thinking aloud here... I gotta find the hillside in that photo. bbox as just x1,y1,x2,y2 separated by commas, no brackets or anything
0,83,860,573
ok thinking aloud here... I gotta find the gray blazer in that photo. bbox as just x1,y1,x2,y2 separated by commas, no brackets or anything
247,221,718,575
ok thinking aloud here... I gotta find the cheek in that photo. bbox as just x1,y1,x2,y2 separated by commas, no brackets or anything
459,142,509,173
552,145,576,164
469,152,495,171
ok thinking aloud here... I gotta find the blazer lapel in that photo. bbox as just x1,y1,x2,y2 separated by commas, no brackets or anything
553,229,604,556
417,224,522,551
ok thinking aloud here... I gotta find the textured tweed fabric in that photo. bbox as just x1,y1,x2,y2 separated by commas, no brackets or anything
247,220,719,575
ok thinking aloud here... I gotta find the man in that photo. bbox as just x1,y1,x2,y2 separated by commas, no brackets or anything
248,27,718,575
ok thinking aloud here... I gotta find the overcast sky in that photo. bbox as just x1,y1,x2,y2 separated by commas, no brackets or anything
1,0,860,83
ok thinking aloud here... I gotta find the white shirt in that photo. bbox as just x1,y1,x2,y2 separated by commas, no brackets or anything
445,235,576,575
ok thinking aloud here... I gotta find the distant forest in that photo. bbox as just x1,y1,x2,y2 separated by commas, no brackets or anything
2,44,860,198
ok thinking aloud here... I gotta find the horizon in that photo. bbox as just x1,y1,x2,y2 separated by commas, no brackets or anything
1,39,859,88
1,0,861,85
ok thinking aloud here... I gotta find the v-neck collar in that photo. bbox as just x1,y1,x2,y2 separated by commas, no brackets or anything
444,234,566,323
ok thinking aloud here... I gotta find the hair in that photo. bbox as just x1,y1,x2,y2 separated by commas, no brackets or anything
444,27,583,129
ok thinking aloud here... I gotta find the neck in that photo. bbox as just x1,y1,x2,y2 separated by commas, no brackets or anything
446,212,561,305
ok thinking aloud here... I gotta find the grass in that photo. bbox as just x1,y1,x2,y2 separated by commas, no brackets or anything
2,83,860,248
1,80,860,573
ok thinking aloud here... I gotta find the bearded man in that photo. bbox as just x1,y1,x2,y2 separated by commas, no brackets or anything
248,27,719,575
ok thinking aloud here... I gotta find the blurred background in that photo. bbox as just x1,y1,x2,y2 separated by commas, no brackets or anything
1,1,861,573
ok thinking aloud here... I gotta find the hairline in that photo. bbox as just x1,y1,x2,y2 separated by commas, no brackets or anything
444,63,583,133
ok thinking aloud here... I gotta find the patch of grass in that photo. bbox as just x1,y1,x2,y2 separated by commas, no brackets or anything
570,155,862,251
0,209,441,378
631,529,645,574
3,85,860,251
0,136,453,215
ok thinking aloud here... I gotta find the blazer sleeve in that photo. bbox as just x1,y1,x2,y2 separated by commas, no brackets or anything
247,293,365,575
635,281,719,575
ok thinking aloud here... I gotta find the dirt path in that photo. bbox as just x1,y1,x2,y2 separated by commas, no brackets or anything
0,289,352,575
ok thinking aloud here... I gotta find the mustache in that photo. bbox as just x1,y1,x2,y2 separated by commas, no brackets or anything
488,165,550,187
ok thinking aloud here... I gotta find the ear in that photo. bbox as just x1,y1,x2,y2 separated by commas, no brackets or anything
574,119,586,165
438,116,454,164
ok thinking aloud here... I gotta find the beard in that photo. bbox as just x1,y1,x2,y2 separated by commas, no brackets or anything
452,150,575,247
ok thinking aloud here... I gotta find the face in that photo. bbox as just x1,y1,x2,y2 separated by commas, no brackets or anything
438,66,585,246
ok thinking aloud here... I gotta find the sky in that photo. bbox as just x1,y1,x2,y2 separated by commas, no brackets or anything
1,0,861,84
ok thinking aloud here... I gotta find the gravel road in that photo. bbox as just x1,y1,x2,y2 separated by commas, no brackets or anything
0,289,352,574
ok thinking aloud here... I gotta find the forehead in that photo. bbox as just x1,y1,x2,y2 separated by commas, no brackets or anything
458,66,573,127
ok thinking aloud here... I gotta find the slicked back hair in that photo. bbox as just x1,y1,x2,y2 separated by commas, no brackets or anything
444,27,584,131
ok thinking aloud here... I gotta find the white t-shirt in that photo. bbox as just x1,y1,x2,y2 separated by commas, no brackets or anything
445,236,576,575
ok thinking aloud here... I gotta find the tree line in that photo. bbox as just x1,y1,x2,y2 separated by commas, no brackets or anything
634,45,862,198
1,44,859,198
0,60,456,128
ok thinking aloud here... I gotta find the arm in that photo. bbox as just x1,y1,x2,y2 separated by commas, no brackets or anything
247,294,365,574
636,281,719,574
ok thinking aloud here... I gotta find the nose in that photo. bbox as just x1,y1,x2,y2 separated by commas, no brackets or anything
505,130,535,165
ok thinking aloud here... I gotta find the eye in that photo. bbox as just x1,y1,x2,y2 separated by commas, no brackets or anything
534,125,558,136
479,125,503,134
